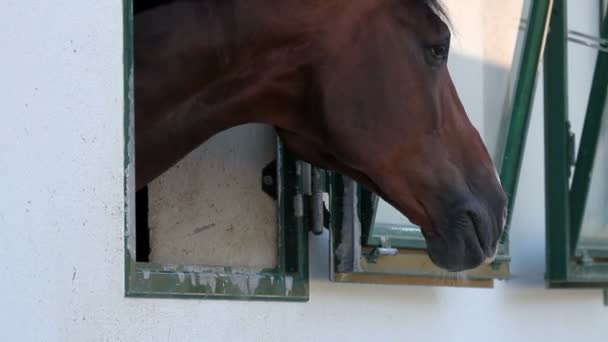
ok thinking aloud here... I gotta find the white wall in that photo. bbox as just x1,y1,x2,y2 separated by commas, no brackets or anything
1,1,607,342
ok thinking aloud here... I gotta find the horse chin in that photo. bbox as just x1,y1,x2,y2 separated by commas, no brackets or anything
425,236,486,272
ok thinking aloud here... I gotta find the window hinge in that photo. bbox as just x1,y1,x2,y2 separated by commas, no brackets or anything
263,160,330,234
309,167,326,235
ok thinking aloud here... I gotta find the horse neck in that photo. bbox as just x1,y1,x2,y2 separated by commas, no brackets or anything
134,0,323,188
141,1,325,120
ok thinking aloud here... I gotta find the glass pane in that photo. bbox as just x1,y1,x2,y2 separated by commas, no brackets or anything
578,96,608,256
368,1,530,248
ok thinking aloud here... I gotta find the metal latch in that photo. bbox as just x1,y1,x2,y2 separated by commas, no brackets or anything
366,236,399,263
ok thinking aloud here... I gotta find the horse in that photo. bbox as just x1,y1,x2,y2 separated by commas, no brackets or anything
133,0,508,272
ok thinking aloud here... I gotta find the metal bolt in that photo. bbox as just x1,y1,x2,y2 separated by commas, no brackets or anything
263,175,274,186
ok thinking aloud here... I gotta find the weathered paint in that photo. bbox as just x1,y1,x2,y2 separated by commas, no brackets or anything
122,0,308,300
333,273,494,288
125,141,310,301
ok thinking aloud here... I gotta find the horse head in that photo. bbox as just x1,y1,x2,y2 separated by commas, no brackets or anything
276,0,508,271
134,0,508,272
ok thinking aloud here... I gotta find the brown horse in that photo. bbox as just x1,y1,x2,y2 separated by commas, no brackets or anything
133,0,508,272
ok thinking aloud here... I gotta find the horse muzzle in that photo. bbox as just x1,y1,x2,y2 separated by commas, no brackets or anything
423,197,506,272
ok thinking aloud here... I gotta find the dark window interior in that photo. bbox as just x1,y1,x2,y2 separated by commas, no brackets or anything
133,0,169,262
134,0,174,15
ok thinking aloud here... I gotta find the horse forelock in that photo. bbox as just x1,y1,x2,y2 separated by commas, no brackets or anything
422,0,451,27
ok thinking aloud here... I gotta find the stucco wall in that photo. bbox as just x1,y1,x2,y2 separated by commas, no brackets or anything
1,1,607,341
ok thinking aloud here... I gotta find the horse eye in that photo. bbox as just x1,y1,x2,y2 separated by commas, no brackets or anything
429,44,449,61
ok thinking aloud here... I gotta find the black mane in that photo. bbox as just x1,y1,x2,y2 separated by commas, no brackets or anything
135,1,450,23
134,0,175,14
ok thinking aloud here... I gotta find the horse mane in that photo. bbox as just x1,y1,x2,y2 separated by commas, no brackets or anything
134,1,451,23
423,0,451,27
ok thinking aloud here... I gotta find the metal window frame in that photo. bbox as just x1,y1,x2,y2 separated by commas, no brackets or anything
328,0,553,288
500,0,554,232
330,178,508,288
122,0,308,301
545,0,608,288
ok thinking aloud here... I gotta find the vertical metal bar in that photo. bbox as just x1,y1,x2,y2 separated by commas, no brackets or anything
569,15,608,254
544,0,570,282
500,0,553,228
357,187,376,245
310,167,325,235
329,174,344,280
278,142,309,275
123,0,136,295
301,162,312,196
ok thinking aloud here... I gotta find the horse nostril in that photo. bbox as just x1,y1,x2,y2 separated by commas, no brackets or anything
466,210,481,232
451,210,484,250
466,210,486,252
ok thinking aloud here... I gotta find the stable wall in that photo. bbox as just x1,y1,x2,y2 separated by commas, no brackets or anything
1,1,607,341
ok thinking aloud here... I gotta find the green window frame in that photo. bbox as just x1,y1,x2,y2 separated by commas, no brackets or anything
327,0,554,288
544,0,608,289
122,0,308,302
